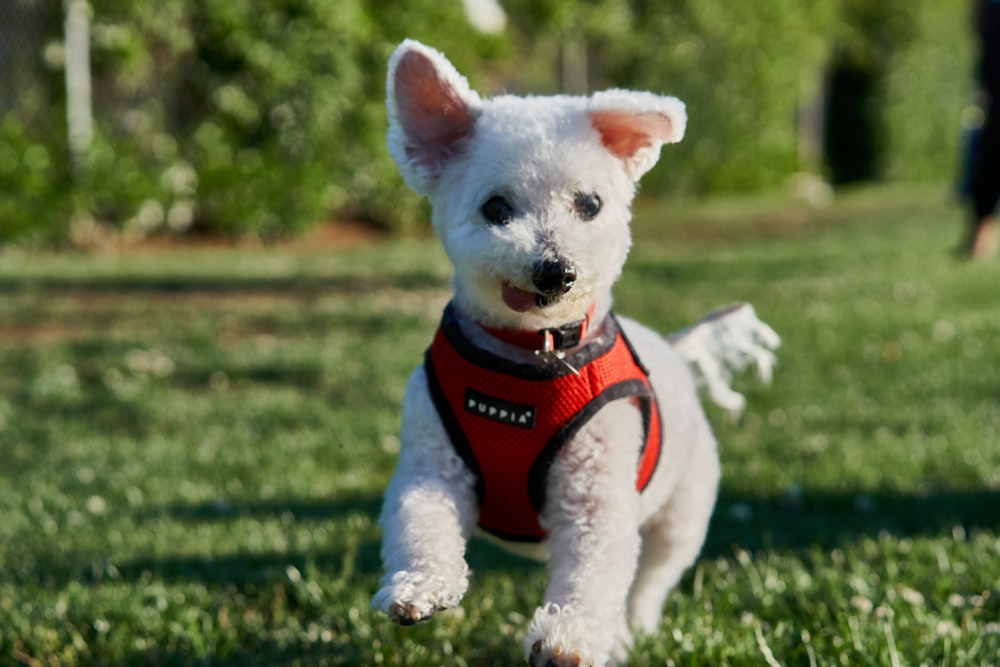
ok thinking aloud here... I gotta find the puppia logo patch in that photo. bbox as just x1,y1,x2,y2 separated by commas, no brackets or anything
464,389,536,429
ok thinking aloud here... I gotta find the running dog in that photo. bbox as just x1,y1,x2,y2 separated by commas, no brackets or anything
373,39,779,666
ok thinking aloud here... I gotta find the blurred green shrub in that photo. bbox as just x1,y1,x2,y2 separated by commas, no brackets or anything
599,0,840,194
0,117,74,244
880,0,973,183
502,0,971,195
0,0,973,243
0,0,504,243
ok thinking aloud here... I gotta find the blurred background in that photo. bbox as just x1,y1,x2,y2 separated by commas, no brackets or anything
0,0,974,245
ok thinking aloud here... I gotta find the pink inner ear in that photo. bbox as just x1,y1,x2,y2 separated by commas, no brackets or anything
395,51,475,169
590,110,674,159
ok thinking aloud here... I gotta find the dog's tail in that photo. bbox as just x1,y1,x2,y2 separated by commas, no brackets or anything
668,303,781,414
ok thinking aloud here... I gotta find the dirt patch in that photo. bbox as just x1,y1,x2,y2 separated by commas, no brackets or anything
77,220,388,255
290,219,388,249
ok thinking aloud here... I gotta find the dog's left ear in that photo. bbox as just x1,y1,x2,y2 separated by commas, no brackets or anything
588,90,687,181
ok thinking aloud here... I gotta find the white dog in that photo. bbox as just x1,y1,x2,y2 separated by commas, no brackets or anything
372,39,780,666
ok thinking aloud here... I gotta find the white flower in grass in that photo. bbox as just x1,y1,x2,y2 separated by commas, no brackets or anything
897,585,925,607
931,319,956,343
86,495,107,515
125,348,175,377
935,620,960,639
850,595,874,614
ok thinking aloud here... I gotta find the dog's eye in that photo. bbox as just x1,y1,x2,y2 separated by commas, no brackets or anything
574,192,602,220
481,195,515,226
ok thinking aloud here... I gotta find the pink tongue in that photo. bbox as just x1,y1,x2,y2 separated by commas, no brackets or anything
501,283,537,312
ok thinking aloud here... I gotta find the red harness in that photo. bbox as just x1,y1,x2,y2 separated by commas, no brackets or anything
424,303,662,542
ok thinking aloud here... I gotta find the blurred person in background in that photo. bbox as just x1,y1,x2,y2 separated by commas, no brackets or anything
966,0,1000,259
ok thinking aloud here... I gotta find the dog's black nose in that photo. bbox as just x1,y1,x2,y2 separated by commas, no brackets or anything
532,259,576,297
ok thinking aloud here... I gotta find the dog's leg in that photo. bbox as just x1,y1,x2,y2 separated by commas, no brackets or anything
525,401,644,667
626,426,720,634
372,370,479,625
374,474,477,625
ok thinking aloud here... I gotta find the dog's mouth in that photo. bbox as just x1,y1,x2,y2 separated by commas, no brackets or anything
501,282,565,312
501,282,541,312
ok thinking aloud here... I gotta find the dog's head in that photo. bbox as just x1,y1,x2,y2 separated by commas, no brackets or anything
387,39,686,330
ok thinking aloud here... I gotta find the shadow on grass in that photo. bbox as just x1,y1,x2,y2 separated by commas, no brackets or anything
16,485,995,593
0,342,158,442
142,495,383,524
0,495,386,593
123,492,535,585
112,543,383,588
111,493,386,587
0,271,447,297
124,643,345,667
121,628,519,667
124,484,1000,590
705,487,1000,557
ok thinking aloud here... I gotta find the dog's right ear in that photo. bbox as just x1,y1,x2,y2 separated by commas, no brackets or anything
387,40,481,195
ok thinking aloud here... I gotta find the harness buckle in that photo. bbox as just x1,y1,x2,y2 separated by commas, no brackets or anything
539,318,586,352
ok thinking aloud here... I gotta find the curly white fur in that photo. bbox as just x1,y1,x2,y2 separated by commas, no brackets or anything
670,303,782,413
373,40,779,666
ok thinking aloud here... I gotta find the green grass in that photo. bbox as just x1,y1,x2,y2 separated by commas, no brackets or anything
1,185,999,666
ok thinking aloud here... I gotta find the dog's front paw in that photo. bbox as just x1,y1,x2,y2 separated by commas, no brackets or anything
528,639,586,667
525,604,624,667
372,570,468,626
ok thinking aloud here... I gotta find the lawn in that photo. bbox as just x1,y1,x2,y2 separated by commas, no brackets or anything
1,185,998,666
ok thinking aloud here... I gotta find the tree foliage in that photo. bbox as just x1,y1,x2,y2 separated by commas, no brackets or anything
502,0,971,194
0,0,973,243
0,0,504,243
